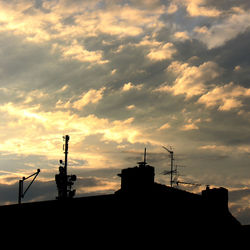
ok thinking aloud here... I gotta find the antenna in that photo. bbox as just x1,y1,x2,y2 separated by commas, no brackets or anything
18,169,40,204
55,135,77,200
175,180,201,187
162,146,202,189
63,135,70,177
138,147,147,167
144,148,146,165
162,146,175,187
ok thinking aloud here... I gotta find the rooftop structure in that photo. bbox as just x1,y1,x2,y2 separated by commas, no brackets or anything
0,147,248,243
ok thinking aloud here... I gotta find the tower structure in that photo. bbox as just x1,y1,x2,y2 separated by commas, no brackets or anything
55,135,76,200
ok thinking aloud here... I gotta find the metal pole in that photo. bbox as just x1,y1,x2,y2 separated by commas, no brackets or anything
64,135,69,198
64,135,69,176
18,179,23,204
170,152,173,187
144,148,146,166
162,146,174,187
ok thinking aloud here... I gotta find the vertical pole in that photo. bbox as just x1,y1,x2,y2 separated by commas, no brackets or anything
18,179,23,204
162,146,175,187
170,152,173,187
64,135,69,176
64,135,70,198
144,148,146,166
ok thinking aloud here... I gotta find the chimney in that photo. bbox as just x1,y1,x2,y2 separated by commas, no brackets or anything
202,186,229,211
118,165,155,193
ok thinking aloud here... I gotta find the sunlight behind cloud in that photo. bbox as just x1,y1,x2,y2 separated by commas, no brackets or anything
0,0,250,223
0,102,143,159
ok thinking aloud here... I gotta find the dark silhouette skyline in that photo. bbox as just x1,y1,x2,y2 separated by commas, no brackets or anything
1,155,249,243
1,1,250,232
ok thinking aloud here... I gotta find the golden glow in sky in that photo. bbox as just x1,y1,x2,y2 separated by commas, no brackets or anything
0,0,250,224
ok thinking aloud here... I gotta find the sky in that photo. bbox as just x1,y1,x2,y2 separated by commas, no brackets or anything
0,0,250,224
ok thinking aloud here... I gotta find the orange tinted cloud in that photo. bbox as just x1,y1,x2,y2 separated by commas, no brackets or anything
147,42,176,61
183,0,221,17
155,61,219,99
198,82,250,111
72,87,106,110
0,101,142,158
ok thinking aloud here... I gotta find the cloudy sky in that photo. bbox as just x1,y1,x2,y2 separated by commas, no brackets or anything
0,0,250,224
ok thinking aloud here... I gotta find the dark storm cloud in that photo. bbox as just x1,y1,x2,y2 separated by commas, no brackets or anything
234,207,250,225
180,110,250,146
210,30,250,86
0,179,57,204
229,188,250,225
0,153,47,172
205,0,250,12
230,188,250,203
102,43,169,89
0,33,54,89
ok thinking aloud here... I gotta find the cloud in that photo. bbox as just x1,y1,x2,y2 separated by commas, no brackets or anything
0,101,143,157
229,188,250,225
182,0,221,17
131,36,176,62
197,82,250,111
234,65,241,72
155,61,219,99
158,122,171,131
167,3,178,14
52,1,165,38
173,31,190,41
56,84,69,93
52,40,109,64
147,42,176,61
181,123,199,131
0,0,165,69
0,175,119,205
76,176,119,195
193,26,208,34
194,11,250,49
122,82,143,92
0,0,250,223
126,105,135,110
72,87,106,110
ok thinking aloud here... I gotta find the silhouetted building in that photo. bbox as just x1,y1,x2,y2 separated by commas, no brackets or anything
117,163,155,193
202,185,229,211
0,160,249,243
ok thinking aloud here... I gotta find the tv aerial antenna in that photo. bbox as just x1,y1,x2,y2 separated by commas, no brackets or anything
175,181,201,187
162,146,175,187
18,169,40,204
162,146,200,188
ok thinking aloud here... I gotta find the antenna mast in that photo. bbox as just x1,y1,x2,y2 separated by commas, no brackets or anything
138,147,147,167
162,146,175,187
162,146,201,188
64,135,69,177
144,148,146,165
55,135,77,200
